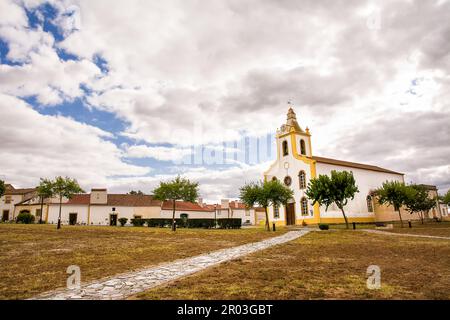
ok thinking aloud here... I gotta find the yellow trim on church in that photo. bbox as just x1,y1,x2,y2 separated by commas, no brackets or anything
289,132,321,223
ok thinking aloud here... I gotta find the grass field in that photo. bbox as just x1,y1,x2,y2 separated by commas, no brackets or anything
135,229,450,300
0,224,285,299
328,221,450,237
382,221,450,237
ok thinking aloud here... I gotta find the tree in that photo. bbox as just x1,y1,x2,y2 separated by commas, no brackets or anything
240,179,293,231
51,176,85,229
375,181,408,228
0,180,5,198
152,176,199,231
128,190,144,195
443,189,450,206
404,184,436,224
305,170,359,229
36,178,54,224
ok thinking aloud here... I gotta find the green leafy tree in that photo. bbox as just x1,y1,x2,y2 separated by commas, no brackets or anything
404,184,437,224
36,178,54,224
375,181,408,228
152,176,199,231
128,190,144,195
306,170,359,229
443,190,450,206
51,176,85,229
240,179,294,231
0,180,5,198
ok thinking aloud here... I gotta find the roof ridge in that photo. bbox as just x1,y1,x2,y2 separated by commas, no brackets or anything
312,155,404,175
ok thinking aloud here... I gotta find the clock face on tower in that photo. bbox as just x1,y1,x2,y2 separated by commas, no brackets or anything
284,176,292,186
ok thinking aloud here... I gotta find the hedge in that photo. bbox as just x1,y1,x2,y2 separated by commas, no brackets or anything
217,218,241,229
146,218,241,229
187,219,215,229
130,218,146,226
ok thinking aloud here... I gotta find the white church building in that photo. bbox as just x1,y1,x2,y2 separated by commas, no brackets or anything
263,107,423,226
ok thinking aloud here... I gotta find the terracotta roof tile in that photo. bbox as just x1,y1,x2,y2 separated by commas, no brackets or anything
62,194,161,206
65,194,90,205
162,201,214,212
5,186,36,195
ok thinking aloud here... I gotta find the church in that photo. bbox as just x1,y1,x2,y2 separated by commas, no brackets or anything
263,107,415,226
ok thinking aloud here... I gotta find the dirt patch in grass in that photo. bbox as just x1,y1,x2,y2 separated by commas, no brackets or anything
0,224,284,299
135,230,450,300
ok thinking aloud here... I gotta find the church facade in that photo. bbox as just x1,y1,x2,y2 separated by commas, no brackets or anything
263,107,417,226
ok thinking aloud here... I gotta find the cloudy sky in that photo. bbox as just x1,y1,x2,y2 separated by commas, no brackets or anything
1,0,449,201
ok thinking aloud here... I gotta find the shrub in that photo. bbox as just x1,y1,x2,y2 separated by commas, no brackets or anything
130,218,146,226
118,218,128,226
188,219,216,229
147,218,180,228
147,218,217,229
217,218,241,229
302,220,307,227
16,212,35,224
318,223,329,230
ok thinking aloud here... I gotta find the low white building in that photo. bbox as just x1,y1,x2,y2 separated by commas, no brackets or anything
160,199,215,219
215,200,255,225
19,188,161,226
1,184,36,221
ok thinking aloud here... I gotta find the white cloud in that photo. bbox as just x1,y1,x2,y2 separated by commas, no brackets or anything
0,93,150,188
124,144,192,162
1,0,450,194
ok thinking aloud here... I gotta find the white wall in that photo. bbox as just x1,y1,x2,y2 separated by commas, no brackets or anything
47,204,89,225
231,208,255,225
47,205,160,225
316,162,404,219
160,210,214,219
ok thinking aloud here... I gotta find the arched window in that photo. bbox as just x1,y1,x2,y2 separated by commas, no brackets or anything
274,205,280,218
366,195,374,213
298,170,306,189
282,140,289,156
300,139,306,155
301,197,308,216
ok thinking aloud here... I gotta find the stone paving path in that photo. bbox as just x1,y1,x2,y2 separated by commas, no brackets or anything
31,230,309,300
362,229,450,240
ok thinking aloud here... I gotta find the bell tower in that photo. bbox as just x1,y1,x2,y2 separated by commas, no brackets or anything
276,106,312,159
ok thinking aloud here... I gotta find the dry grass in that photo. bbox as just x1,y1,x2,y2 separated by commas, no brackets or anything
0,224,285,299
136,230,450,300
382,221,450,237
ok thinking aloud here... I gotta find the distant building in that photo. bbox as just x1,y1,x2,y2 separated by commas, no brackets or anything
7,187,256,226
0,184,36,221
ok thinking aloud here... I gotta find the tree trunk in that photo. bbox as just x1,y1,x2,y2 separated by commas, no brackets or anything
172,199,176,232
340,207,349,229
57,195,62,230
264,206,270,231
420,211,424,224
397,207,404,228
39,196,44,224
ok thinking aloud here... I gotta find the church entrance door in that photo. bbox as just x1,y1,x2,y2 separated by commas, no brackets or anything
285,202,296,225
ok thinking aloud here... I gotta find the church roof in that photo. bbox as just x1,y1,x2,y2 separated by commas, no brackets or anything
312,156,404,175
